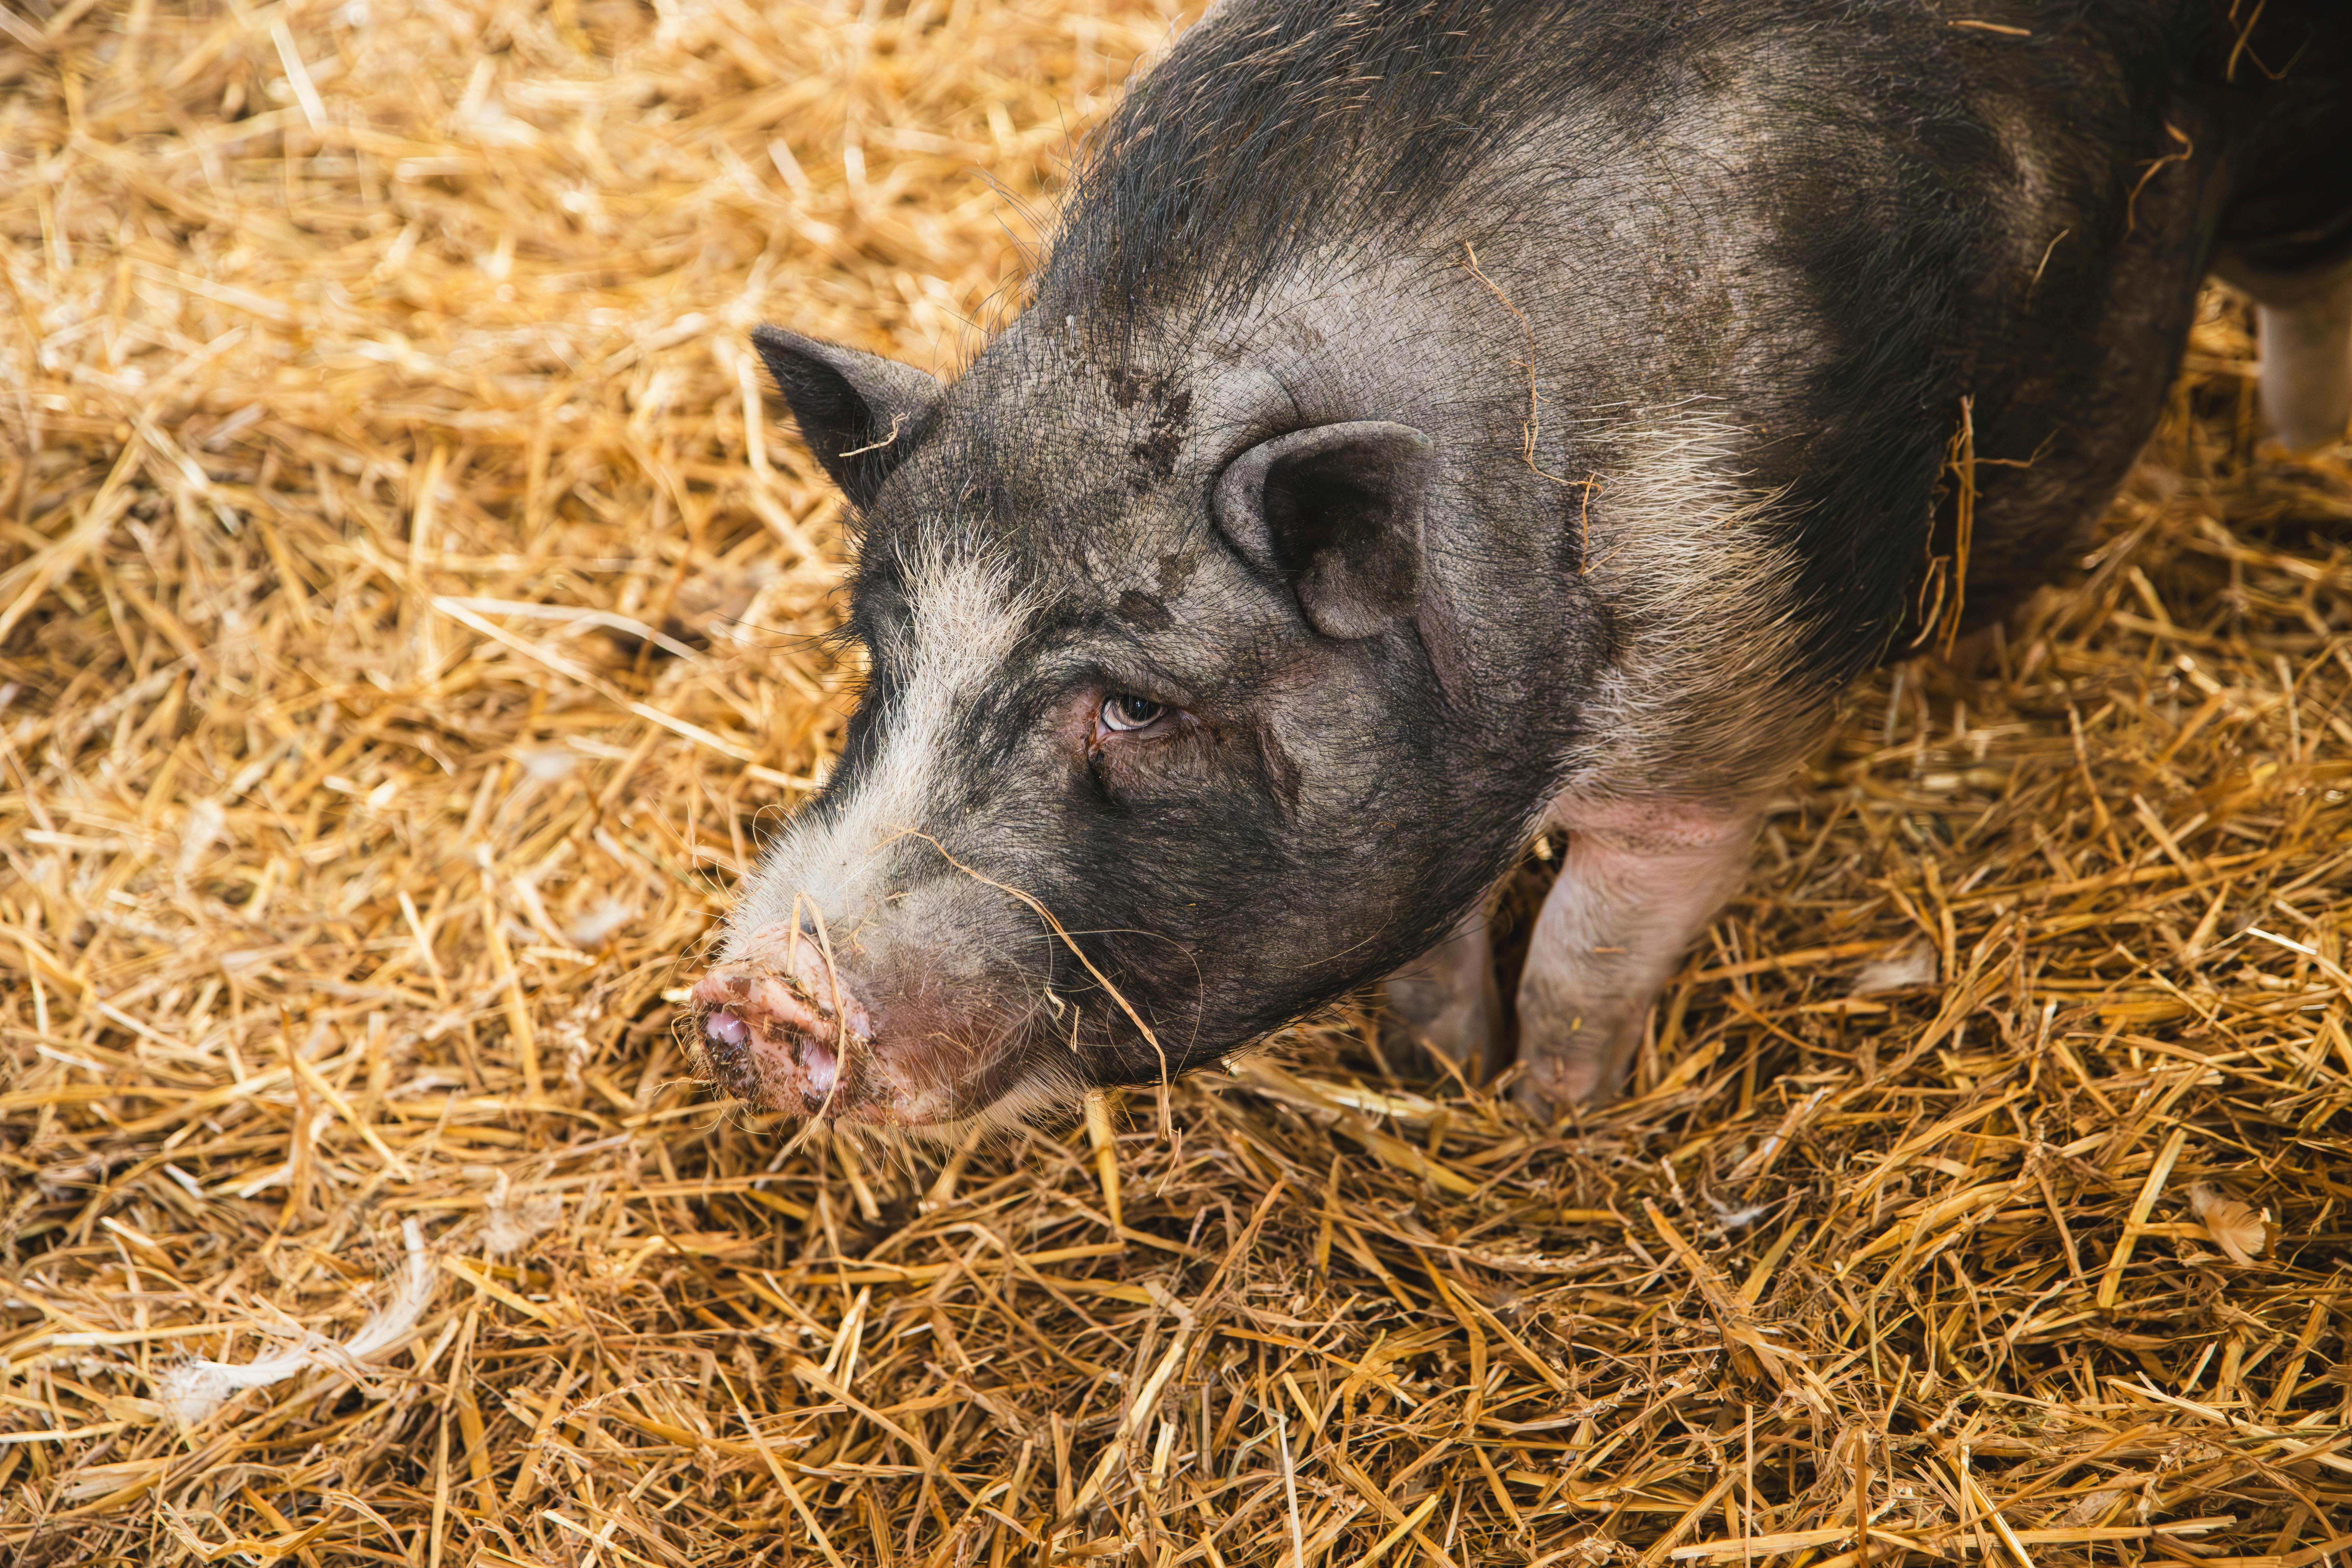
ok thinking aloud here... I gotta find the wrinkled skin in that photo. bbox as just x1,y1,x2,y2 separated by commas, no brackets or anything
691,0,2352,1134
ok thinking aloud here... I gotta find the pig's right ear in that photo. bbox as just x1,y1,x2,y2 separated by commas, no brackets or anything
752,325,944,507
1214,422,1433,639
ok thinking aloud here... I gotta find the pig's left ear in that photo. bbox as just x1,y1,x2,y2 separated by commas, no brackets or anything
752,325,945,506
1214,421,1432,639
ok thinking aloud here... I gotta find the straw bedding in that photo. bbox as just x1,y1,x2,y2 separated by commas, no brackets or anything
2,2,2350,1564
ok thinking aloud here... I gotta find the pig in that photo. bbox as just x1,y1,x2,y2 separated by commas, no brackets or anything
690,0,2352,1132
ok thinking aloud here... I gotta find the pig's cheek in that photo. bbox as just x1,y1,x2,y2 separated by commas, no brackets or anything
1087,728,1221,802
1093,746,1177,806
1084,743,1142,803
1252,725,1304,818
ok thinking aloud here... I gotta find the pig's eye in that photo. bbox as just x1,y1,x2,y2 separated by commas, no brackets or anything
1099,693,1167,732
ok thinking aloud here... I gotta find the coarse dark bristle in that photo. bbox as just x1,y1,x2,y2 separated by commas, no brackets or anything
2,2,2350,1566
1046,0,1743,317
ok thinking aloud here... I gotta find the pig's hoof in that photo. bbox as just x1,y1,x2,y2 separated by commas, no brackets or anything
1513,1065,1602,1123
689,962,868,1113
1511,1030,1633,1121
1378,991,1504,1081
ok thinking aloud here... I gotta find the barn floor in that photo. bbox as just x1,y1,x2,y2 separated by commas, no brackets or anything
3,2,2351,1565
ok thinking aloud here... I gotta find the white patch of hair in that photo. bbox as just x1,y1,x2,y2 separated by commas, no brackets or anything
727,537,1033,950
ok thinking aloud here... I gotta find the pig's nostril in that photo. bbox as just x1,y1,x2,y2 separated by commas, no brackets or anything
689,954,872,1113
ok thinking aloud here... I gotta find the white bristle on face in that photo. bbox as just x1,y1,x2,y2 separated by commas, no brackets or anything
729,541,1032,956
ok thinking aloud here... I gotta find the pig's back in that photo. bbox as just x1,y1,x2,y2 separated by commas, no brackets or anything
1041,0,2327,676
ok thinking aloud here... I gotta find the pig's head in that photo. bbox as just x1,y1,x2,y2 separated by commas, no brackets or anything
691,313,1599,1135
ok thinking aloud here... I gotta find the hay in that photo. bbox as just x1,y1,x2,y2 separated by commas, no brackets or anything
2,1,2350,1564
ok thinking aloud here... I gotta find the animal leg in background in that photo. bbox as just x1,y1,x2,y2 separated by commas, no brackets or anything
2250,261,2352,451
1381,900,1504,1079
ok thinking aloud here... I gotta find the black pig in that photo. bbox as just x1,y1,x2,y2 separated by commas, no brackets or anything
691,0,2352,1131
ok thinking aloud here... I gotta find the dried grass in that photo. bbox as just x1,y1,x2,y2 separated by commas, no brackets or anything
3,2,2351,1565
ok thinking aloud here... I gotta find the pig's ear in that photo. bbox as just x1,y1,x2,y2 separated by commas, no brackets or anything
1214,421,1432,639
752,325,944,506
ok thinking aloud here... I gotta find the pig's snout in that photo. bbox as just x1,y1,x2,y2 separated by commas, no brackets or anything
689,925,874,1115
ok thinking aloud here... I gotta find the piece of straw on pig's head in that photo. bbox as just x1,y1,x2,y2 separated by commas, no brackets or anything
689,313,1577,1138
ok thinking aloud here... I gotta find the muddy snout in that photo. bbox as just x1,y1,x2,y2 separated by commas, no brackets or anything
689,925,875,1115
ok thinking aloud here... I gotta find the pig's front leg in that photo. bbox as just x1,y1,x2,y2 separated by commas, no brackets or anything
1513,802,1761,1112
1381,901,1504,1079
